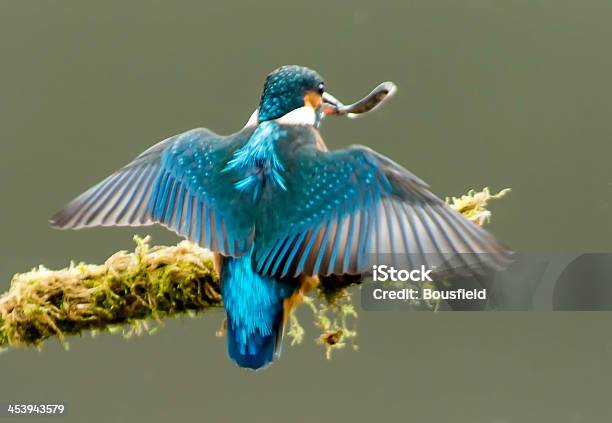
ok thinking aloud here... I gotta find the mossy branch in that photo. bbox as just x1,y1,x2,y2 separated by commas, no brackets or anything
0,238,221,350
0,187,510,355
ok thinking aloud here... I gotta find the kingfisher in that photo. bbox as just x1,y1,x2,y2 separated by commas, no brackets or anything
51,65,510,370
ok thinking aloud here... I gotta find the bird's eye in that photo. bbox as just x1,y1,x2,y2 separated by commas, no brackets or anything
317,83,325,95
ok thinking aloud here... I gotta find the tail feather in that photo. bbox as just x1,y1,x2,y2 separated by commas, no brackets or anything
226,315,282,370
221,255,296,370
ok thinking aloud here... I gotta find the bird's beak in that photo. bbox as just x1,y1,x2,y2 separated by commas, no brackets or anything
322,82,397,119
322,92,344,116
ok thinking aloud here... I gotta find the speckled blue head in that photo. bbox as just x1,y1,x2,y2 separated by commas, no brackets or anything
258,65,325,122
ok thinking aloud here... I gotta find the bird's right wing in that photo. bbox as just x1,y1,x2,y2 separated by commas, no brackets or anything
254,129,511,278
50,128,256,257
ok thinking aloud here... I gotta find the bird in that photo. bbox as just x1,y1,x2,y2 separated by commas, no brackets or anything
50,65,510,370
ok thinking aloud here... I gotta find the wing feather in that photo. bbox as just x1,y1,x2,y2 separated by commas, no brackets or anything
50,128,255,256
254,129,511,278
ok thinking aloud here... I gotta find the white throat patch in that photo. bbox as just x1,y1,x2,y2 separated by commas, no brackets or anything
275,106,317,126
244,109,259,127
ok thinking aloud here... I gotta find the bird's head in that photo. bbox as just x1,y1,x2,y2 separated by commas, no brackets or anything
257,65,341,124
248,65,396,126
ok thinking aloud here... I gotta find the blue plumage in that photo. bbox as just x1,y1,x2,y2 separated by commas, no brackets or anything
258,66,324,121
221,254,295,369
223,121,288,199
51,65,510,370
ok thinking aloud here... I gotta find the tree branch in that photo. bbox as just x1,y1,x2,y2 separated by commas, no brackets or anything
0,187,510,354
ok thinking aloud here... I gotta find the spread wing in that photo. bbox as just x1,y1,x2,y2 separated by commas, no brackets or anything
253,127,511,278
50,127,256,256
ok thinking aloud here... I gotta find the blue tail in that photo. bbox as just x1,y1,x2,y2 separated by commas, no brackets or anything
221,255,296,370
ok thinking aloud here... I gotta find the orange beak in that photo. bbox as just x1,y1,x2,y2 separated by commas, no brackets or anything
303,91,345,116
322,92,343,116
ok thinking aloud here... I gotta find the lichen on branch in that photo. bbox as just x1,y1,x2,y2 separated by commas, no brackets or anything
0,187,509,356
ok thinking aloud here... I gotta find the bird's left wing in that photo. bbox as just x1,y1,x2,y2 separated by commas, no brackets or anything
254,130,511,278
50,128,256,256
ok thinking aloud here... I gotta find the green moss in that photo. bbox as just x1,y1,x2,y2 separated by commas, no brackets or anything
0,187,509,358
0,236,222,349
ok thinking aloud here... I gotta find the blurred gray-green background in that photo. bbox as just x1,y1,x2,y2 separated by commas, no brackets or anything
1,1,611,422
